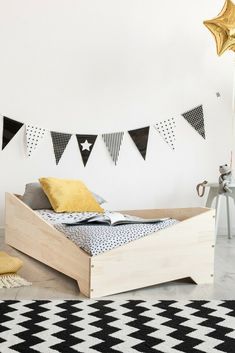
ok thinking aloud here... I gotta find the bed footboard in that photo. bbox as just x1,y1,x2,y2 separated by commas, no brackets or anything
89,208,215,298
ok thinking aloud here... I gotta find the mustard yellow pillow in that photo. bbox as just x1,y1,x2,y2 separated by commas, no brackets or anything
0,252,23,274
39,177,104,213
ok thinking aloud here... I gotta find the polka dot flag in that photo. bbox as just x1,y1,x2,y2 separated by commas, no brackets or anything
154,118,176,150
26,125,46,157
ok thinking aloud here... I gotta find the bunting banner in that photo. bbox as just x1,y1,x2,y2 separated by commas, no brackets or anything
154,117,176,150
181,105,206,139
76,134,97,166
50,131,72,165
26,125,46,157
102,132,124,165
2,116,24,150
0,103,207,165
128,127,150,160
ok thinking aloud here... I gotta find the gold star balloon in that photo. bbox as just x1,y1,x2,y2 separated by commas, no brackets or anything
204,0,235,56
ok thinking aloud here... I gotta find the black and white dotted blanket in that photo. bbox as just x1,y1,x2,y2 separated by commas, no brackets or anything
36,209,178,256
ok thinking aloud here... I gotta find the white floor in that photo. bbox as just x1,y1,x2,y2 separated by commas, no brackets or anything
0,230,235,300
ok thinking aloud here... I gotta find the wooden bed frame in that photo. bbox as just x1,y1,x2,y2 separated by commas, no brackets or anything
5,193,215,298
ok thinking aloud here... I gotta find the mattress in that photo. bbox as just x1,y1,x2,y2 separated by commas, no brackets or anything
36,209,178,256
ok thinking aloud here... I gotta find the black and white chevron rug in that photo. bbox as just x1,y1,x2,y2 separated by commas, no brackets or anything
0,300,234,352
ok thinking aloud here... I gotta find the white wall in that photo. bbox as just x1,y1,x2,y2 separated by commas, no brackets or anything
0,0,233,228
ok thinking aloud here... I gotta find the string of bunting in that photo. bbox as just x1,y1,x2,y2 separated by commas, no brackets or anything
1,105,206,166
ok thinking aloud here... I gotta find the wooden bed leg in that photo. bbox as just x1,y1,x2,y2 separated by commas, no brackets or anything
76,280,91,298
191,273,214,285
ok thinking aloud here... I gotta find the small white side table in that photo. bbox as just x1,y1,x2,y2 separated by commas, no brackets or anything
205,182,235,239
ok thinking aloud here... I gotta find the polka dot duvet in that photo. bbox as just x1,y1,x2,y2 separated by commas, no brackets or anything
36,209,179,256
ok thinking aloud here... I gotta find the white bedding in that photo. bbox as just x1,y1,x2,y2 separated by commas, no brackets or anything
36,209,179,256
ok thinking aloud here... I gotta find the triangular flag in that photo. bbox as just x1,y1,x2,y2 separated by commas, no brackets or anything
50,131,72,164
2,116,24,150
102,132,124,165
154,118,176,150
181,105,206,139
26,125,46,157
76,134,97,166
128,126,150,160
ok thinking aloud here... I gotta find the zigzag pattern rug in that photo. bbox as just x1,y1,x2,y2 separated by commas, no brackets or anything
0,300,234,352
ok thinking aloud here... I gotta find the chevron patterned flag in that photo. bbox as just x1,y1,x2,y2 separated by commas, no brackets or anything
50,131,72,165
128,126,150,160
76,134,97,166
181,105,206,139
25,125,46,157
102,132,124,165
2,116,24,150
154,117,176,150
0,300,234,352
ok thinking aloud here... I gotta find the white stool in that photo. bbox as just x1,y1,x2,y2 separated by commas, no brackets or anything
205,182,235,239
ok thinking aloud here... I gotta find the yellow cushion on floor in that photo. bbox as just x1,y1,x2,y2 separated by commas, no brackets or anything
0,252,23,275
39,177,104,213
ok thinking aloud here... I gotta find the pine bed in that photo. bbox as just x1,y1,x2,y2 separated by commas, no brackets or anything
5,193,215,298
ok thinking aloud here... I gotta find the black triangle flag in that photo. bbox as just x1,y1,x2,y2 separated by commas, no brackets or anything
76,134,97,166
2,116,24,150
181,105,206,139
128,126,150,160
50,131,72,165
